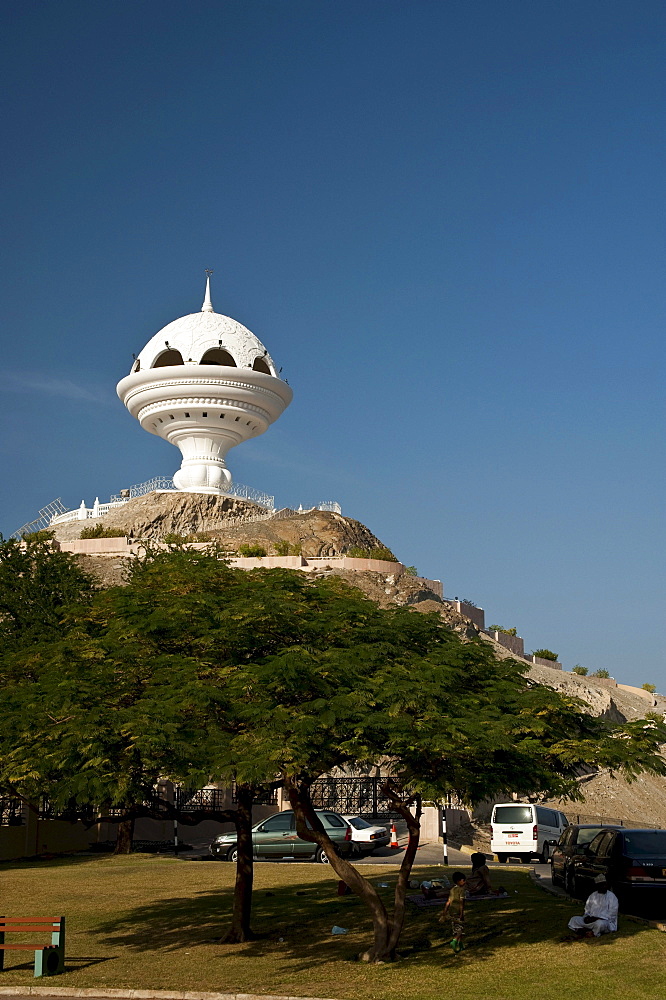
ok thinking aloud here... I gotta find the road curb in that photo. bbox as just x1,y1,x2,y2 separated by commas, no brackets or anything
624,915,666,932
0,990,341,1000
453,844,498,861
529,871,568,898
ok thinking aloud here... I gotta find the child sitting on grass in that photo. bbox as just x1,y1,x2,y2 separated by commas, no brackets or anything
440,871,466,953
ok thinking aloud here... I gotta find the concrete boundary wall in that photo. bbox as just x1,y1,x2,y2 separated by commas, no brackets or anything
531,655,562,670
55,539,443,598
443,600,485,629
488,630,525,657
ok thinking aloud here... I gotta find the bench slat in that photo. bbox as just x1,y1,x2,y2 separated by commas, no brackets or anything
0,918,62,923
0,927,61,933
0,944,58,951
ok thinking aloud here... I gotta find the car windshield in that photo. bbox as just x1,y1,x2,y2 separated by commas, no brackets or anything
348,817,373,830
623,832,666,857
494,806,533,824
576,828,605,845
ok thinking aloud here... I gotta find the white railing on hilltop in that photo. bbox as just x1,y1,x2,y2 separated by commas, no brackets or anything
10,499,69,540
228,483,275,509
110,476,175,501
111,476,275,509
313,501,342,514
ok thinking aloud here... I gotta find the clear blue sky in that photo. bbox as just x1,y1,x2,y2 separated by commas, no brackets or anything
1,1,664,685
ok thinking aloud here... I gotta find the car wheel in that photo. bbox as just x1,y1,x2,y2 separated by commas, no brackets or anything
315,846,331,864
497,854,508,864
551,866,564,887
541,844,550,863
226,846,239,863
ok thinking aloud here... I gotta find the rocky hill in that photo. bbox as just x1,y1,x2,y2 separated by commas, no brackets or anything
52,493,268,543
52,492,389,558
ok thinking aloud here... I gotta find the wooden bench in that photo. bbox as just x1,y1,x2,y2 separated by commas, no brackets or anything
0,916,65,976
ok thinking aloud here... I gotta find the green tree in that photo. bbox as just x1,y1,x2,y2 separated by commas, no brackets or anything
642,683,657,693
489,625,518,636
572,664,589,676
532,648,558,661
219,599,666,961
592,668,611,679
0,535,94,647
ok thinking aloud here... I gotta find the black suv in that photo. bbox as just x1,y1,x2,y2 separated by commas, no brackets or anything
569,827,666,912
551,824,622,892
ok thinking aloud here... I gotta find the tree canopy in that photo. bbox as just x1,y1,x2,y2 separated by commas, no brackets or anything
1,542,664,958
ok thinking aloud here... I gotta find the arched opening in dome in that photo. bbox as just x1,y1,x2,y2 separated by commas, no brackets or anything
153,349,184,368
252,356,271,375
200,348,237,367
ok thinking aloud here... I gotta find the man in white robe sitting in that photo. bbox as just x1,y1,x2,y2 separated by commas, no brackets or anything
568,874,619,938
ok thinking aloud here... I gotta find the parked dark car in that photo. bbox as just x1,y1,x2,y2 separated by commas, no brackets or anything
209,809,353,864
551,824,622,891
568,828,666,911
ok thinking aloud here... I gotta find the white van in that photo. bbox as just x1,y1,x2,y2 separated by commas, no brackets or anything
490,803,569,864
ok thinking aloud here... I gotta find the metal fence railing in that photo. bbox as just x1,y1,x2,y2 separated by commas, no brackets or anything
0,797,24,826
569,813,660,829
310,777,401,820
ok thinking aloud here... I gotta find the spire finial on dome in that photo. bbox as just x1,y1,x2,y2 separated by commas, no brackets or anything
202,269,214,313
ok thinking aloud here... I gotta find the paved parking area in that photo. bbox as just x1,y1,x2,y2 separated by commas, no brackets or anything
179,837,470,867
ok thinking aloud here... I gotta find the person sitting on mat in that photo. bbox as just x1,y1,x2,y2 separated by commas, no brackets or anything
466,852,504,896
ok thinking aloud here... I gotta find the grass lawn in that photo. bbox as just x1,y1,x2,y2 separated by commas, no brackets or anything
0,854,664,1000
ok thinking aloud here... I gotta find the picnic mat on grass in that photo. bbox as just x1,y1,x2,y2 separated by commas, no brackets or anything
408,891,509,908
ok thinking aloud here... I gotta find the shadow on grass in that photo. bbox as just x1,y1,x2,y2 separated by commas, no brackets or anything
0,854,118,872
0,850,179,872
96,868,653,972
2,956,116,974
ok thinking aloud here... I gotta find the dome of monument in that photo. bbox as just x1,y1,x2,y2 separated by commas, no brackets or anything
117,274,292,496
131,278,276,376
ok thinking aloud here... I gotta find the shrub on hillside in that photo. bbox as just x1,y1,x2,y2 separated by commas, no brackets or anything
572,665,588,676
237,544,267,558
346,545,397,561
489,625,517,636
642,683,657,693
80,525,126,539
532,648,558,661
273,540,301,556
161,532,211,544
591,668,610,679
23,530,55,542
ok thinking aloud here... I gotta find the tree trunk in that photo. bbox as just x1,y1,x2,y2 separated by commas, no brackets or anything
114,812,135,854
285,776,421,962
221,783,255,943
385,788,422,956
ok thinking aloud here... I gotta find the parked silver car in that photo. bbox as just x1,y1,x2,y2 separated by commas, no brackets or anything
210,809,353,864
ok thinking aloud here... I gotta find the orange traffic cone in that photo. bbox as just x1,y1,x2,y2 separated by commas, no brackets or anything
390,823,400,849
